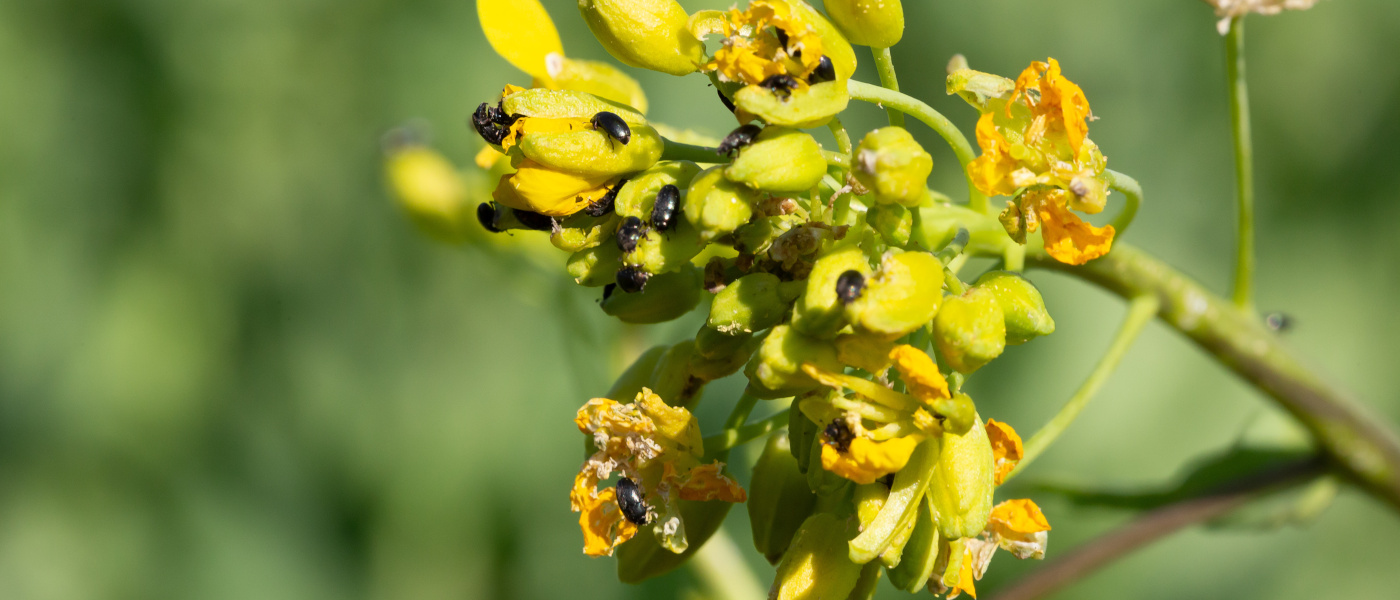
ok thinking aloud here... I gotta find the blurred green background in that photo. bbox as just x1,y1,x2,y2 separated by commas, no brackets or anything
3,0,1400,598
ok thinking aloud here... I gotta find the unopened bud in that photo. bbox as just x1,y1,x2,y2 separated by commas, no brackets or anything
824,0,904,48
708,273,791,335
606,345,668,402
615,161,702,219
868,203,913,247
852,127,933,207
946,68,1016,111
886,496,940,592
732,78,850,130
927,416,994,540
749,432,819,564
770,513,865,600
600,265,702,324
567,242,622,287
791,244,873,339
724,127,828,193
577,0,704,76
932,287,1006,374
854,483,917,568
551,212,620,252
646,340,701,405
684,167,758,242
974,271,1055,345
744,325,842,399
845,250,944,339
735,214,804,255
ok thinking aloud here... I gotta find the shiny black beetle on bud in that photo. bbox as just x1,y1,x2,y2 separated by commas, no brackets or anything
717,124,763,158
471,102,519,146
616,266,650,293
835,270,865,304
512,208,555,232
807,55,836,85
590,111,631,146
759,74,800,100
615,477,650,525
616,216,646,252
651,185,680,232
476,203,502,233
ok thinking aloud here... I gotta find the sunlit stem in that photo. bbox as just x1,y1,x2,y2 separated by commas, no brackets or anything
689,529,767,600
724,391,759,429
1226,17,1256,311
706,408,789,453
1106,169,1143,236
828,116,854,156
1006,294,1160,481
823,149,852,168
873,47,905,127
846,80,988,212
662,138,726,164
1004,243,1026,273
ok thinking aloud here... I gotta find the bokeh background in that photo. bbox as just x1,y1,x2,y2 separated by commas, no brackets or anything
3,0,1400,598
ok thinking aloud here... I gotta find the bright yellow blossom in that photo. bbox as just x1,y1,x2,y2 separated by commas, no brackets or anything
985,419,1023,485
942,499,1052,598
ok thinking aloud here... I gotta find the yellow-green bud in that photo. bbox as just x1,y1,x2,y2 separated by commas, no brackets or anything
824,0,904,48
749,432,819,564
744,325,842,399
791,244,872,339
503,87,645,123
844,250,943,339
867,203,912,247
886,497,940,592
927,416,994,540
577,0,704,76
626,222,705,274
834,332,897,374
708,273,790,335
606,345,668,401
853,127,933,207
848,562,884,600
616,499,733,583
735,214,804,255
615,161,702,219
551,212,619,252
689,334,759,382
385,145,474,243
684,166,758,242
975,271,1055,345
566,242,621,287
770,513,865,600
647,340,701,404
932,287,1006,374
724,127,828,193
515,120,662,178
694,326,753,360
733,80,850,129
600,265,702,324
853,483,916,568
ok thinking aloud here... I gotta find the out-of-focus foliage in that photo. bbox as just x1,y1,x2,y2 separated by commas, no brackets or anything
1,0,1399,598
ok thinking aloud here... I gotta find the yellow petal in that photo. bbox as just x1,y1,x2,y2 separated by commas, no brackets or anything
575,397,654,437
989,499,1050,534
576,486,639,556
889,345,950,404
677,462,747,502
1036,195,1114,265
491,159,614,217
985,419,1023,485
948,549,978,599
820,435,920,484
635,388,703,457
1041,58,1091,155
477,0,564,81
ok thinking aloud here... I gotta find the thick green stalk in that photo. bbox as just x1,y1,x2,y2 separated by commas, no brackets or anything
706,408,789,454
1025,243,1400,511
662,138,726,164
1226,18,1256,310
873,47,905,127
846,79,988,212
1008,294,1159,481
1106,169,1142,236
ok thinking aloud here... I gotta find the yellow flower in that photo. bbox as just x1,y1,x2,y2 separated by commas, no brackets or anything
705,0,826,86
571,389,745,557
941,499,1052,598
1002,188,1115,265
985,419,1023,485
802,344,975,484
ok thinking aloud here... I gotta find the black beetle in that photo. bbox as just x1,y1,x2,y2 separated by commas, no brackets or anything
601,283,617,302
717,124,763,158
717,89,737,113
616,267,650,293
615,477,650,525
651,185,680,232
759,74,799,99
585,180,626,217
808,55,836,85
476,203,502,233
591,111,631,146
823,419,855,453
616,216,646,253
512,208,555,232
835,270,865,304
471,102,519,145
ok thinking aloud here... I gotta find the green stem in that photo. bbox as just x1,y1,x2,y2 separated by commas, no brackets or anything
724,392,760,429
873,47,905,127
1106,169,1142,236
1007,294,1159,481
662,137,727,164
1226,17,1256,311
823,149,852,168
1023,242,1400,512
689,528,766,600
707,408,790,454
846,79,987,212
828,116,854,156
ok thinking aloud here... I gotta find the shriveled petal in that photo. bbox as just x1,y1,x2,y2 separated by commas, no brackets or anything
677,462,747,502
968,110,1021,198
635,388,704,457
575,397,654,437
1038,58,1091,154
820,435,921,484
985,419,1024,485
1036,193,1114,265
491,159,614,217
477,0,564,81
963,537,999,581
576,486,639,557
889,344,950,404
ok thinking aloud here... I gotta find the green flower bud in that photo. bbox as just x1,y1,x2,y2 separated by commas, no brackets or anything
600,265,702,323
749,432,819,564
708,273,790,335
690,330,761,382
975,271,1055,345
724,127,828,193
847,562,883,600
735,214,804,255
502,87,646,123
946,67,1015,112
845,250,943,339
886,496,940,592
616,499,733,583
733,80,850,129
626,221,705,274
694,326,753,360
551,212,619,252
824,0,905,48
932,287,1006,374
684,166,758,243
834,332,896,374
853,127,933,207
770,513,865,600
744,325,842,399
647,340,701,404
578,0,704,76
854,483,916,568
927,416,994,540
606,345,668,401
615,161,702,219
515,119,663,178
566,242,621,287
867,203,912,247
791,243,872,339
